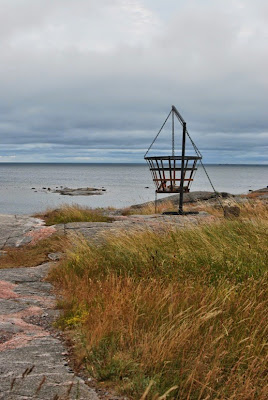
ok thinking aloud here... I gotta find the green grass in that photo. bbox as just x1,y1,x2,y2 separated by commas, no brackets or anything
52,218,267,284
49,202,268,399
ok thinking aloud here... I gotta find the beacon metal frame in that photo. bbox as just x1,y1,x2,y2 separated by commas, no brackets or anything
144,105,202,214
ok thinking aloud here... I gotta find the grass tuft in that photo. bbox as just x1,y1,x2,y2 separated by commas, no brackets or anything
35,204,113,225
122,200,176,215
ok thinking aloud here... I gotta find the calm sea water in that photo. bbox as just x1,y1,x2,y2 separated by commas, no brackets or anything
0,163,267,215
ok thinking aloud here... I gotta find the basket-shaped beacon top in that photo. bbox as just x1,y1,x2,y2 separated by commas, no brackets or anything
145,155,201,193
144,106,202,194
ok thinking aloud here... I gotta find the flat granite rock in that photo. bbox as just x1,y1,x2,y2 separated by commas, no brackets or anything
57,212,215,244
0,263,99,400
0,214,56,250
250,187,268,199
130,191,233,209
251,187,268,193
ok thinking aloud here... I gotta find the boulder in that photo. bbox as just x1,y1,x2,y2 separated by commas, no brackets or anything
223,205,240,218
48,252,64,261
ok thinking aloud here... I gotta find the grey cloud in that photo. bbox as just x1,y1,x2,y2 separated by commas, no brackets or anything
0,0,267,163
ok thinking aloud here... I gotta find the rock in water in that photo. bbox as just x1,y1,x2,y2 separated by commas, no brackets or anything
52,187,104,196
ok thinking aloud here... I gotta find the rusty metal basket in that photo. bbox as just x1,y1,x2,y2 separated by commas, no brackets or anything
145,155,201,194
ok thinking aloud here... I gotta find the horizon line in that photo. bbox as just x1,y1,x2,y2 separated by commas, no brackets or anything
0,162,267,166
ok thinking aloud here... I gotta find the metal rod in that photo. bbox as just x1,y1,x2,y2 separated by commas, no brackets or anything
144,109,172,157
179,122,186,214
172,105,185,125
184,159,189,190
173,158,176,188
168,157,173,191
155,159,162,191
172,110,175,156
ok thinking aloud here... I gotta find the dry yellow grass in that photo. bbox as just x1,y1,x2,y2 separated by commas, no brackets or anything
0,234,68,269
122,200,176,215
49,201,268,399
35,204,113,225
124,197,268,221
191,197,267,216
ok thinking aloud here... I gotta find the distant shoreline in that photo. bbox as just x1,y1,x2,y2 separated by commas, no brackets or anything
0,162,267,166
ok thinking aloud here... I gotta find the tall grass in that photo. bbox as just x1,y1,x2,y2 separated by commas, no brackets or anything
49,202,268,399
36,204,113,225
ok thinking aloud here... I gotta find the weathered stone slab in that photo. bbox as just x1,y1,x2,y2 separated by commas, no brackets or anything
55,212,215,245
130,191,232,209
0,263,99,400
0,214,55,250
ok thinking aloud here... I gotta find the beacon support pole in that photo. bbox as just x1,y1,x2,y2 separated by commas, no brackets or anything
179,121,186,214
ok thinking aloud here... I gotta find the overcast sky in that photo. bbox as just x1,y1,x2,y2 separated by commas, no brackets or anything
0,0,267,163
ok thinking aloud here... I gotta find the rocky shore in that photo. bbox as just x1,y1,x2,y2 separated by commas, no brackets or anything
0,188,266,399
1,189,267,250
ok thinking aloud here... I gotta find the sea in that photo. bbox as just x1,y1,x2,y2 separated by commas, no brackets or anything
0,163,267,215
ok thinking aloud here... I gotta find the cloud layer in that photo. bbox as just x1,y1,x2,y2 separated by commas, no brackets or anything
0,0,267,163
